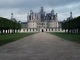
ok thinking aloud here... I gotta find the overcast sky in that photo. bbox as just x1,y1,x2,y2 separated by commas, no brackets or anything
0,0,80,22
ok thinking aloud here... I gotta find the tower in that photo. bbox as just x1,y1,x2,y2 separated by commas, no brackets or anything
51,10,54,20
70,12,72,19
51,10,54,15
40,7,45,21
56,13,58,21
30,10,33,20
11,13,13,20
40,7,44,13
30,10,33,14
27,13,30,21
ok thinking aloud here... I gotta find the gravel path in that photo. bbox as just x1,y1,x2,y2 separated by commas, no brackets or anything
0,32,80,60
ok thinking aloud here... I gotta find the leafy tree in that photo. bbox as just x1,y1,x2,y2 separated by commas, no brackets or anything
62,16,80,34
0,17,21,34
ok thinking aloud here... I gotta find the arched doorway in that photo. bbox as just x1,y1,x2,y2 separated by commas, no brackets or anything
40,28,45,32
42,29,44,32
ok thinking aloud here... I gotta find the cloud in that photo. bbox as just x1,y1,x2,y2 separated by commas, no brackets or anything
0,0,80,9
0,0,80,22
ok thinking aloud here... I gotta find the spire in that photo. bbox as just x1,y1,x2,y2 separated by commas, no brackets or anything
40,6,44,13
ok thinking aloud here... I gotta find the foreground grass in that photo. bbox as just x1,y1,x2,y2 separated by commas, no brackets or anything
50,32,80,44
0,33,35,46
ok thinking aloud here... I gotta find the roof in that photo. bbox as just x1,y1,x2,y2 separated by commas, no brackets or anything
21,22,27,24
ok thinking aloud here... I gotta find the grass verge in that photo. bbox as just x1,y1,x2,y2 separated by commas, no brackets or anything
0,33,35,46
49,32,80,44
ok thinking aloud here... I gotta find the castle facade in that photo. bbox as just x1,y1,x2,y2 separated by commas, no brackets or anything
21,7,62,32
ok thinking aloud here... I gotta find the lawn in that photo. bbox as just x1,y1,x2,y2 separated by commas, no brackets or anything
50,32,80,44
0,33,35,46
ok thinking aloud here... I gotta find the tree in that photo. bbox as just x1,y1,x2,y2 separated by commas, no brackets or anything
0,17,21,34
62,16,80,34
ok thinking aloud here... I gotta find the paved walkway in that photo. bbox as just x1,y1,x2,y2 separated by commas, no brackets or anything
0,32,80,60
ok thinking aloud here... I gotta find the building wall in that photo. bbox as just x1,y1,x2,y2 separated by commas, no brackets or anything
27,21,37,28
48,21,58,28
20,27,63,33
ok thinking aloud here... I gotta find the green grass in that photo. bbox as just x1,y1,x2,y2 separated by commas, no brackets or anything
50,32,80,44
0,33,35,46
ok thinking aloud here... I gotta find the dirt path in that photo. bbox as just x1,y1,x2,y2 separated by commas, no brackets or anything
0,32,80,60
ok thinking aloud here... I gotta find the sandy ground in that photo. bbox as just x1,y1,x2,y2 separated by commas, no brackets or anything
0,32,80,60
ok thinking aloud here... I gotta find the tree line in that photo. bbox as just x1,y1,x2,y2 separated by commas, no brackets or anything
62,16,80,33
0,17,21,34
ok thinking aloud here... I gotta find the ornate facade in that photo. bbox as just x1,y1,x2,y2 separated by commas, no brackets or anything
21,7,62,32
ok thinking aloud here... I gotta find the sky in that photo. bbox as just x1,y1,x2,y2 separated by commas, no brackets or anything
0,0,80,22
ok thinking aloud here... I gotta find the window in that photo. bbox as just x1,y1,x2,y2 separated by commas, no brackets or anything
46,29,47,31
30,29,31,31
27,29,28,31
52,29,53,31
58,28,60,31
33,29,34,31
49,29,50,31
36,29,37,31
23,29,25,32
